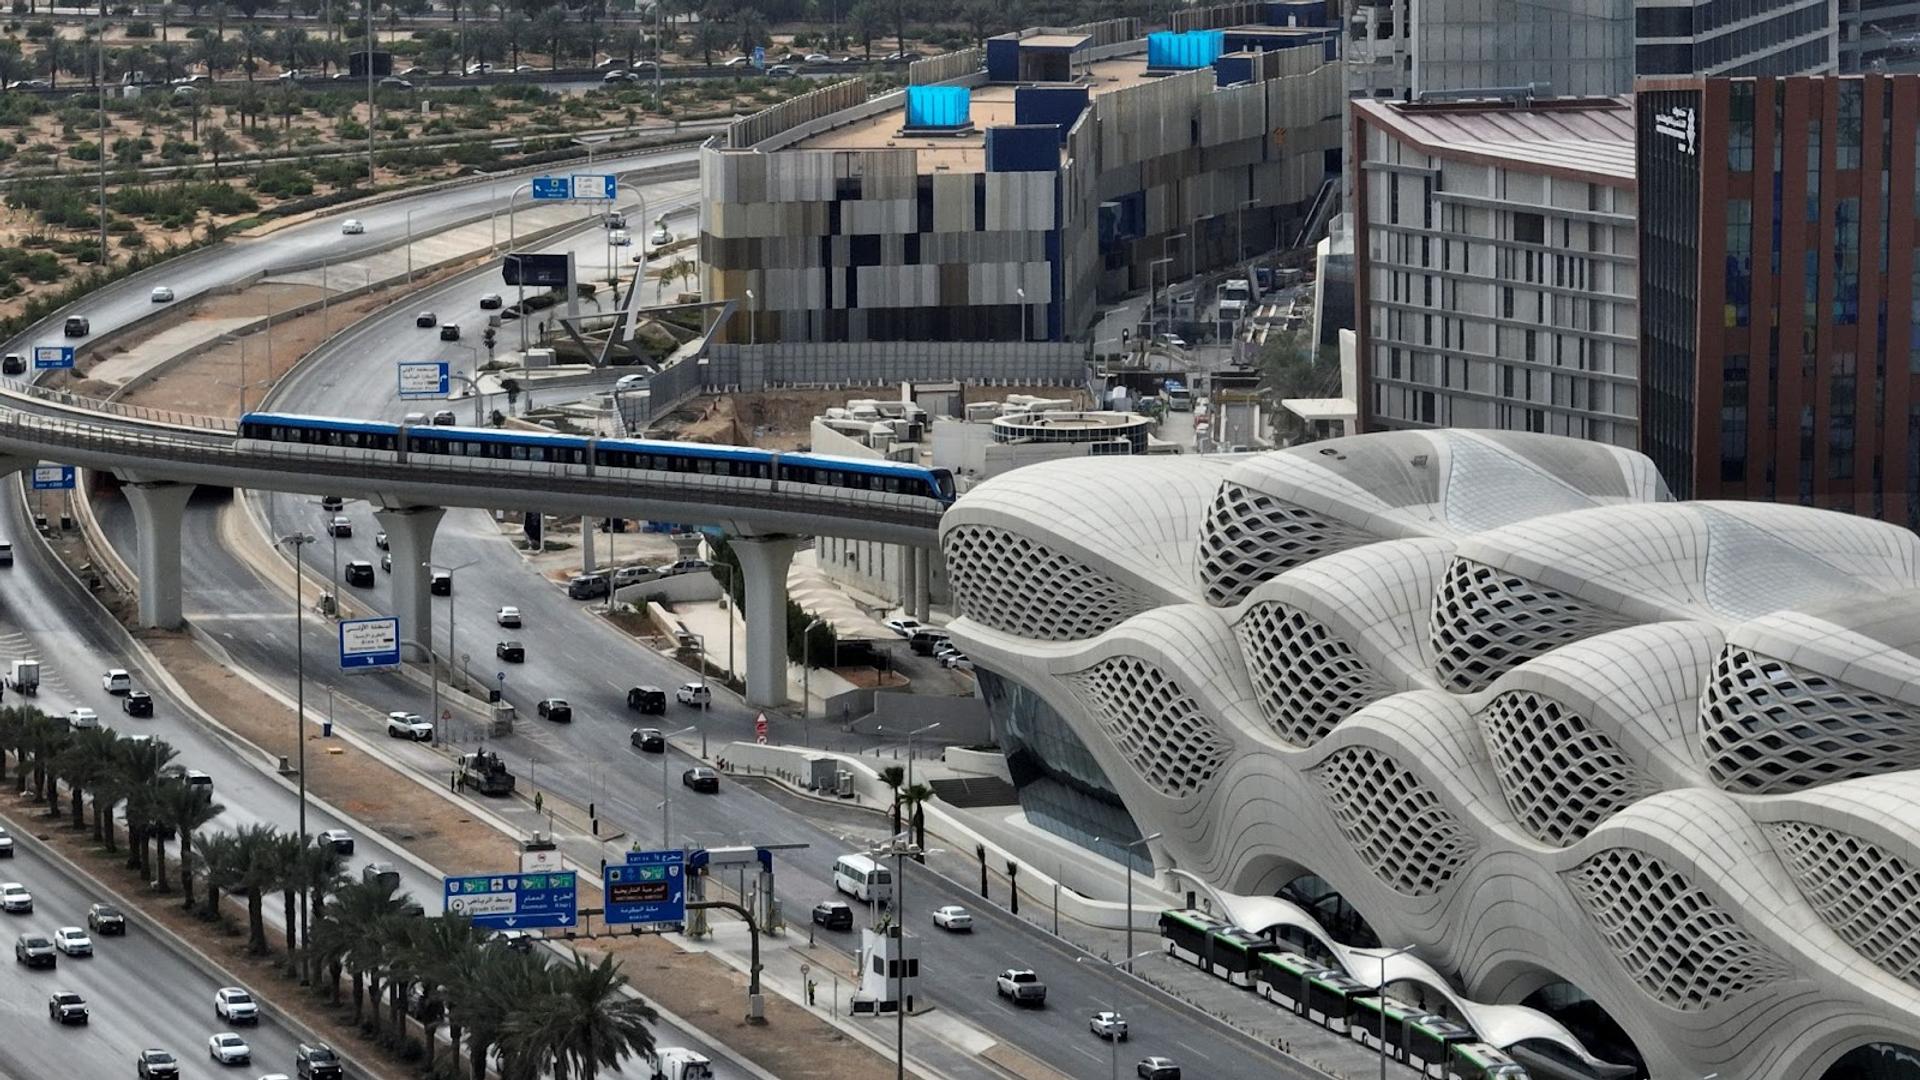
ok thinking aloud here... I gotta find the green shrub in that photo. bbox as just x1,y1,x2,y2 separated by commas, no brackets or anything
310,157,368,186
251,162,314,197
125,19,153,36
23,19,51,38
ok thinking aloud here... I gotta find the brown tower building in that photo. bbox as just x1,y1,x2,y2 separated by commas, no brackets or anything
1638,74,1920,521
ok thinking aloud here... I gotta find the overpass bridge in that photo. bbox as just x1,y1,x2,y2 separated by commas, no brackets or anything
0,379,943,707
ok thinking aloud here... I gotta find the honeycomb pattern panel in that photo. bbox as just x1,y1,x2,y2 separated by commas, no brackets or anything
1235,602,1393,746
1565,848,1792,1012
1196,483,1376,606
1309,746,1479,897
1066,656,1233,800
1700,646,1920,794
942,525,1156,641
1481,691,1660,846
1430,558,1632,693
1766,820,1920,988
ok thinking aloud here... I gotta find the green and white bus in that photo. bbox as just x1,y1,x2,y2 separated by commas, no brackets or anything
1252,950,1324,1015
1407,1014,1477,1077
1207,926,1284,987
1304,969,1375,1034
1158,908,1227,968
1448,1041,1532,1080
1348,992,1425,1062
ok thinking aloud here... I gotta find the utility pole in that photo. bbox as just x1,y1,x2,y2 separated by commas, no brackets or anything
97,24,107,267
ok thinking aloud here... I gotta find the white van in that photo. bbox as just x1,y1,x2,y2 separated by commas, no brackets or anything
833,853,894,905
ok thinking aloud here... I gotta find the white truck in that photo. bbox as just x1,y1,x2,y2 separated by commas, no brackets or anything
996,968,1047,1006
651,1048,713,1080
6,659,39,695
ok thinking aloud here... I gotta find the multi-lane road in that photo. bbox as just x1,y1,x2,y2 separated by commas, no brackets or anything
80,195,1322,1078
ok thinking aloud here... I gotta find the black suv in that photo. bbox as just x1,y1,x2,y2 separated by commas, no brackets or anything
537,698,572,723
86,903,125,935
811,900,853,931
62,316,89,337
344,560,375,588
495,641,525,663
626,686,666,715
296,1042,344,1079
121,690,153,717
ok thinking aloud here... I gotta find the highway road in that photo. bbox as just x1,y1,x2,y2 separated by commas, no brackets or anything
82,211,1323,1080
0,817,312,1080
34,143,699,365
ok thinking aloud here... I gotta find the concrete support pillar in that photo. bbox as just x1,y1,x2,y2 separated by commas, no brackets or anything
912,547,932,623
581,516,597,575
121,480,195,630
732,534,802,709
374,505,445,662
901,543,919,613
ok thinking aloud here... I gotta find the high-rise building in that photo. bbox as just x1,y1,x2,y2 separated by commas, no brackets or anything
1352,95,1641,445
1636,73,1920,521
1838,0,1920,73
1634,0,1837,77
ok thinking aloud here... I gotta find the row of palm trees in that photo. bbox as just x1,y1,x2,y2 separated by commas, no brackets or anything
880,764,932,855
0,705,660,1079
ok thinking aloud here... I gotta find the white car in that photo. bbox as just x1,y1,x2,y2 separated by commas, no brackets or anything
340,218,365,235
150,286,174,303
386,712,433,741
609,229,632,247
496,606,522,628
650,222,674,246
52,927,91,956
804,52,830,62
884,618,921,638
0,882,31,913
66,708,100,730
675,682,711,706
214,986,258,1024
1090,1010,1128,1041
102,668,133,693
931,905,973,931
0,827,11,857
207,1032,251,1065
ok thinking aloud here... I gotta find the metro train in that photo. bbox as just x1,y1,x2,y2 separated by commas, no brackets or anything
236,412,958,504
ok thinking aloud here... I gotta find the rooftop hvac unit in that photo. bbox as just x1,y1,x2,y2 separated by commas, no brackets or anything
868,428,896,453
848,404,882,421
965,402,1001,422
886,445,918,462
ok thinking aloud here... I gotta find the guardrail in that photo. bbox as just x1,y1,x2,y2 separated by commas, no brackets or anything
0,378,235,434
0,405,944,535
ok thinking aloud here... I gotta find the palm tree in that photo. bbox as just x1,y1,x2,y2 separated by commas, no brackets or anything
899,781,933,856
204,126,236,177
315,879,407,1017
195,829,241,920
503,10,530,69
505,953,659,1080
230,823,284,954
24,711,67,807
294,840,345,983
462,947,554,1080
848,0,879,59
57,728,118,831
404,915,489,1072
158,779,225,911
879,764,905,836
116,737,178,877
240,24,269,81
692,7,726,66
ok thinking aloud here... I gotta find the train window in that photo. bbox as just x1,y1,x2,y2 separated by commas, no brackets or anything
696,459,714,475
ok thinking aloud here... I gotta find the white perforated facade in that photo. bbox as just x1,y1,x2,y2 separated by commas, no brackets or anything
942,429,1920,1080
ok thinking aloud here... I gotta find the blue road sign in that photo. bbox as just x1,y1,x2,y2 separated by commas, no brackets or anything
339,616,401,671
397,361,450,399
32,345,73,370
752,46,766,70
30,465,74,490
443,871,578,930
531,175,572,200
605,850,685,926
571,174,617,201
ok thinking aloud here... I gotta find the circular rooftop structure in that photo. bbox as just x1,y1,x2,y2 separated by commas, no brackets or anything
991,410,1152,454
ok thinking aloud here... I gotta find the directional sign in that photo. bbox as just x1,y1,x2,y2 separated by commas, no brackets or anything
604,850,685,926
30,465,74,490
443,871,578,930
531,175,572,200
33,345,73,370
397,361,450,399
339,616,401,671
570,174,617,201
752,46,766,70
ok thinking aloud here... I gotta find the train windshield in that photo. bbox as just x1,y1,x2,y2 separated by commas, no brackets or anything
932,469,957,500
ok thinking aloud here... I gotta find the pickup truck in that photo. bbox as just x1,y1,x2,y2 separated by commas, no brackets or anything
995,968,1047,1006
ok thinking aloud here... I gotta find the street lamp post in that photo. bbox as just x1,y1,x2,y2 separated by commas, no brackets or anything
799,615,826,721
1372,944,1416,1080
1149,256,1173,347
745,288,756,347
1160,232,1186,342
405,207,419,283
659,724,698,846
423,558,478,742
504,181,534,351
1073,950,1161,1080
1123,830,1163,961
1016,287,1026,345
868,832,929,1080
276,532,316,954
